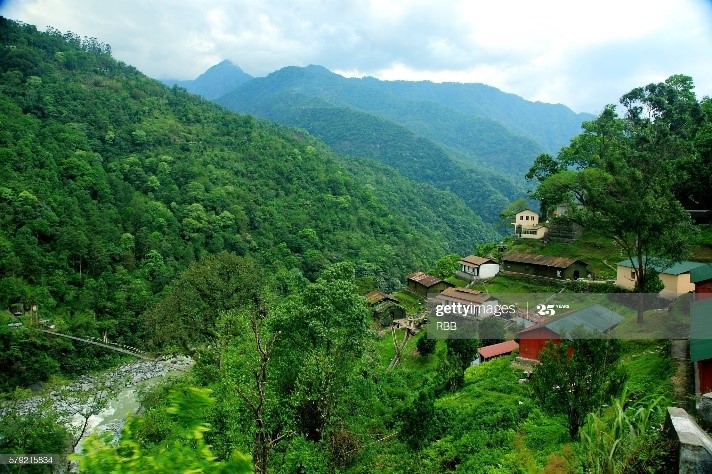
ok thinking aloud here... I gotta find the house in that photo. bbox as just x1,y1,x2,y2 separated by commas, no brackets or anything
456,255,500,281
691,298,712,394
365,291,406,326
435,287,498,318
502,252,588,280
691,264,712,301
406,272,453,297
473,340,519,366
512,209,547,239
517,304,624,361
615,258,707,296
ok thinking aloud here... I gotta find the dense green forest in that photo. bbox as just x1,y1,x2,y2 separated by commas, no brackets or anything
0,17,702,474
0,17,498,391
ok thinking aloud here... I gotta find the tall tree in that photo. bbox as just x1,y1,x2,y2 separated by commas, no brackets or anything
530,333,626,439
528,76,700,322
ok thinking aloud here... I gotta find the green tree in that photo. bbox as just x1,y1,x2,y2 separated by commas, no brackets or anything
75,387,254,473
530,333,626,439
445,337,479,372
528,76,700,322
416,332,436,356
430,253,460,279
270,262,369,449
144,252,262,350
0,410,72,473
478,316,506,347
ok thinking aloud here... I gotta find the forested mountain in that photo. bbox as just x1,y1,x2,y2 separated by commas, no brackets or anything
219,88,522,221
0,18,498,388
217,64,592,159
213,64,591,221
162,59,253,100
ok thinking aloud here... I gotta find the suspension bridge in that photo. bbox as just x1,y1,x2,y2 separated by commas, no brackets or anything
34,328,155,360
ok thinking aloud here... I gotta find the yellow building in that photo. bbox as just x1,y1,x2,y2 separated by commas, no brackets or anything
512,209,547,239
616,258,707,296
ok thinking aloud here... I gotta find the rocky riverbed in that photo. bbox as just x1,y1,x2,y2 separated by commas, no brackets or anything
1,355,194,441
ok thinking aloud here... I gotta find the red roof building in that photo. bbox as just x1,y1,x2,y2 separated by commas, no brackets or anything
472,340,519,366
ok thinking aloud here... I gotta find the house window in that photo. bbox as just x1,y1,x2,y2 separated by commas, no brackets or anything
631,269,636,279
520,216,524,220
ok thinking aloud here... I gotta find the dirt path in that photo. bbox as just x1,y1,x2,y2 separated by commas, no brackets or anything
671,339,691,407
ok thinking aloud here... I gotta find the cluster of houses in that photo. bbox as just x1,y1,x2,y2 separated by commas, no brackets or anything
364,246,712,395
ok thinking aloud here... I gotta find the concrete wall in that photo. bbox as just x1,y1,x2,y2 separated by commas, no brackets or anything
666,407,712,473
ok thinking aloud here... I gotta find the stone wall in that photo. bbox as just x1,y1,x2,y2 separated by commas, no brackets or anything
666,407,712,473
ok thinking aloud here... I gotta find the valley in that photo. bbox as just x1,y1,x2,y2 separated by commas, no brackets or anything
2,16,712,474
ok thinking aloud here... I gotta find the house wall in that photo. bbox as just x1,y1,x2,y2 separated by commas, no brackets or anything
456,263,500,281
660,273,695,295
504,261,585,280
519,226,547,240
696,281,712,300
479,263,500,279
697,359,712,394
616,265,637,290
407,280,426,297
518,327,561,360
429,282,452,295
514,210,540,227
409,280,450,297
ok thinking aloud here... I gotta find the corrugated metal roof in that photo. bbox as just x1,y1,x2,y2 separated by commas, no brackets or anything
439,287,495,304
459,255,493,266
478,340,519,359
616,257,706,276
365,291,399,305
691,299,712,362
691,264,712,284
518,304,623,337
407,272,444,288
503,252,584,269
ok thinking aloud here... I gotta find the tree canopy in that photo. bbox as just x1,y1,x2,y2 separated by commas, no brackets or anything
527,75,704,320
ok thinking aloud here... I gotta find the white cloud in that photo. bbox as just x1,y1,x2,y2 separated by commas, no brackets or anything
2,0,712,112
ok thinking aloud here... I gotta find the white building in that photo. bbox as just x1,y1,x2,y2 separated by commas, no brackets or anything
456,255,500,281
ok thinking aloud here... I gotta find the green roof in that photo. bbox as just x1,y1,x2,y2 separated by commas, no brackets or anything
520,304,624,338
691,264,712,284
616,257,706,276
691,299,712,362
545,304,624,336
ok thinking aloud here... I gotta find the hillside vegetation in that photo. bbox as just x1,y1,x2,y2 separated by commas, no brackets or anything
0,18,497,388
216,65,591,222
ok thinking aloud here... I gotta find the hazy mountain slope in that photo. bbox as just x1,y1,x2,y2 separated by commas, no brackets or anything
217,64,588,167
163,60,253,100
370,79,596,153
220,88,521,222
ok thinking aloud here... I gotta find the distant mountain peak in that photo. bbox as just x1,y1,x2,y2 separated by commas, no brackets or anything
201,59,246,76
164,60,253,100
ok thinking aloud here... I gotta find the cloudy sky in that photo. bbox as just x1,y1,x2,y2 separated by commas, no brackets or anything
3,0,712,113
